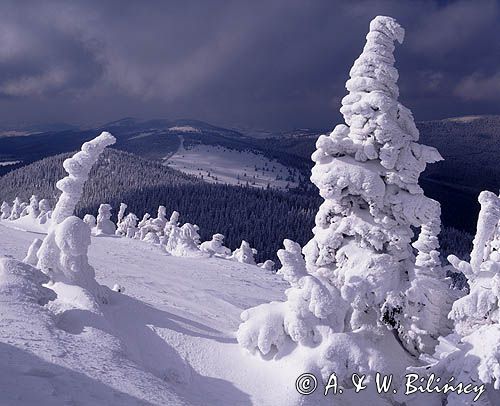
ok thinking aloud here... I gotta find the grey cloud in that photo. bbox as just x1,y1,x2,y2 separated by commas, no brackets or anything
0,0,497,129
454,71,500,101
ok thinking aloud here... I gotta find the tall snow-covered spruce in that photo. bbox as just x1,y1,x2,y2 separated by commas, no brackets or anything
33,132,116,304
238,15,454,400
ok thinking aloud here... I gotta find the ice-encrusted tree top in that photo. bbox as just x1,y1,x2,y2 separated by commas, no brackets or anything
52,132,116,225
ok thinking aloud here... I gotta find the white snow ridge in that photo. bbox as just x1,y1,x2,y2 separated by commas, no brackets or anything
0,15,498,406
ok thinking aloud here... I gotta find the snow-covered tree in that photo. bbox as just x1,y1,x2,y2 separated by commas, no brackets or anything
160,210,180,245
83,214,97,229
115,203,130,236
23,238,42,266
200,233,231,257
151,205,168,232
118,212,139,238
20,195,39,218
238,16,454,400
144,231,161,244
116,202,127,232
0,201,11,220
8,197,23,220
137,213,151,228
37,199,52,225
34,132,115,304
96,203,116,236
414,191,500,405
258,260,275,271
166,222,201,257
230,240,256,265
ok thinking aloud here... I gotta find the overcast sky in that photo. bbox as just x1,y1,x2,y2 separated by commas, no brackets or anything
0,0,498,130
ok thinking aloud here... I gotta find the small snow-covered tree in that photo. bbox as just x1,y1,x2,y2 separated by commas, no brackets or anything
200,233,231,257
8,197,23,220
96,203,116,235
0,201,11,220
415,191,500,405
238,16,454,401
23,238,42,266
83,214,97,229
144,231,161,244
230,240,256,265
258,260,275,271
37,199,52,225
151,205,168,233
162,211,180,239
34,132,115,304
115,203,130,236
116,202,127,231
20,195,39,218
137,213,151,228
166,222,201,257
118,212,139,238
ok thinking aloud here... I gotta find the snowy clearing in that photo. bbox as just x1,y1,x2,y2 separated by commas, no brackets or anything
168,126,201,133
164,143,299,190
0,219,315,406
0,160,21,166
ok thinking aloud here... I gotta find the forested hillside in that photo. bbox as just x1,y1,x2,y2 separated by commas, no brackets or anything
0,149,320,262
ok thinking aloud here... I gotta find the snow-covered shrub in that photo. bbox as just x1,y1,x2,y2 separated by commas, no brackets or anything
0,257,56,306
96,203,116,236
144,231,161,244
415,191,500,405
230,240,256,265
200,233,231,257
83,213,97,229
238,239,347,354
0,201,11,219
37,199,52,225
258,260,275,271
238,16,455,401
34,132,115,305
8,197,23,220
112,284,125,293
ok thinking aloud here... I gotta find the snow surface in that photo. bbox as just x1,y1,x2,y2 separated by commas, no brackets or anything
0,219,322,406
164,141,299,190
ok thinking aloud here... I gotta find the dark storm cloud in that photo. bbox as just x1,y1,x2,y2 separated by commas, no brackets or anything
0,0,497,130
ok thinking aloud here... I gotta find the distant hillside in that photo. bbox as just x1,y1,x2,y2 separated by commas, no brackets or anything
1,114,498,233
261,115,500,233
0,149,319,262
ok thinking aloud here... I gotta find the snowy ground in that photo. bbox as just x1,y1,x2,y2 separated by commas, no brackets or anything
0,220,314,406
164,141,299,190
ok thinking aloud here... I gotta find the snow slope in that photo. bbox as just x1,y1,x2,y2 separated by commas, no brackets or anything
164,140,299,190
0,220,313,406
